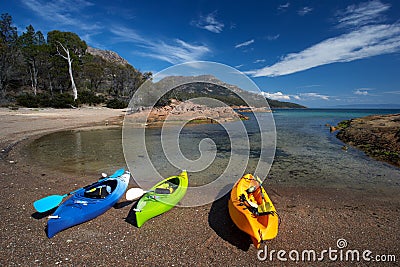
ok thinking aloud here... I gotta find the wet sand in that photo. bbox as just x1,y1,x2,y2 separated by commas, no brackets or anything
1,107,399,266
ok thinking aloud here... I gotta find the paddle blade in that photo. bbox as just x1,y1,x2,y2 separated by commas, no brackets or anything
33,195,64,213
109,168,125,178
126,188,145,201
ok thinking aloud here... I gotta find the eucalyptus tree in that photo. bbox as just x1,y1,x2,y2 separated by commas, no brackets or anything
47,31,87,101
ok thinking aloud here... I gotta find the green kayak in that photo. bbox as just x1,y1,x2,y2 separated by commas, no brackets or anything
134,170,188,227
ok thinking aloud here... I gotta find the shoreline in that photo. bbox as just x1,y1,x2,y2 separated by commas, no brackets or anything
1,107,399,265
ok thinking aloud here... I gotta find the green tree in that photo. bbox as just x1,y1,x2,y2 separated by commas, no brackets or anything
0,13,19,98
19,25,47,95
81,54,106,91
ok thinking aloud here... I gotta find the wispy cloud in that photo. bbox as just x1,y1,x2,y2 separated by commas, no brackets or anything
336,0,390,28
192,11,224,33
299,93,330,100
22,0,100,31
298,7,313,16
110,26,210,64
247,0,400,77
278,3,290,11
235,39,254,48
254,59,266,64
266,34,280,41
384,90,400,95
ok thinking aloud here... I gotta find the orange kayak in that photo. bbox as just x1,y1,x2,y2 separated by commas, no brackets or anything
228,174,278,248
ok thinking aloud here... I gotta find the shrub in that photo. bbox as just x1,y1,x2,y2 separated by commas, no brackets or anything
16,93,39,108
52,93,75,108
106,98,128,109
78,91,104,105
16,93,76,108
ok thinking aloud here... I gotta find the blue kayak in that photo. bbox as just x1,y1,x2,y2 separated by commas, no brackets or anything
47,171,130,238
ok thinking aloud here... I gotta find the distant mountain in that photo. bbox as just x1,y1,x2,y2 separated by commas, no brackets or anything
149,75,306,108
86,46,129,66
266,98,306,109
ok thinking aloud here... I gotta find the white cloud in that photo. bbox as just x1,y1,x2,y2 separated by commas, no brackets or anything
299,93,330,100
235,39,255,48
298,7,313,16
192,11,224,33
260,91,330,101
254,59,266,63
336,0,390,28
261,92,291,101
354,88,373,95
110,26,210,64
247,0,400,78
278,3,290,11
248,24,400,77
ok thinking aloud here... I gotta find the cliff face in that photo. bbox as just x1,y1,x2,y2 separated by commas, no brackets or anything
336,113,400,167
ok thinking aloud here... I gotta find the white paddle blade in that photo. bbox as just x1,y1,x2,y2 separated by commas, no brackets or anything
126,188,145,201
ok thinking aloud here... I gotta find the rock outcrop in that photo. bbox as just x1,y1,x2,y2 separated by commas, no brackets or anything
86,46,129,66
126,99,248,126
336,113,400,167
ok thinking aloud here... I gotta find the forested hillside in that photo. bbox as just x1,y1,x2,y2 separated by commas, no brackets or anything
0,13,151,108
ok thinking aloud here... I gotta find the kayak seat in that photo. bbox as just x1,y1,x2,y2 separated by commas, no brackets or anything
154,188,173,194
84,180,118,199
154,178,179,194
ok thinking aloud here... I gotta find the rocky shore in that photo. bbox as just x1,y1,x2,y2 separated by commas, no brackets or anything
127,99,248,127
336,113,400,167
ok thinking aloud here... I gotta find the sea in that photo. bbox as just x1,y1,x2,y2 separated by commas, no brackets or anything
26,109,400,201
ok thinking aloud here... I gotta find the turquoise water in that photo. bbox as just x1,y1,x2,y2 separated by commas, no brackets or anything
269,109,400,190
26,109,400,191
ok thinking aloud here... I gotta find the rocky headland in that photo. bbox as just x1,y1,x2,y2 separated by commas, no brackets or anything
336,113,400,167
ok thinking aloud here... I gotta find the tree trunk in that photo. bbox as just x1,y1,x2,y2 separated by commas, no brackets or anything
29,61,38,95
67,54,77,100
56,41,78,101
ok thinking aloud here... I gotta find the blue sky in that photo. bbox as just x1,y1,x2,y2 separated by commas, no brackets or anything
3,0,400,107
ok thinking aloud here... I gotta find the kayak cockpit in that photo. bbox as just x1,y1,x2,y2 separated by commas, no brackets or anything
83,179,118,199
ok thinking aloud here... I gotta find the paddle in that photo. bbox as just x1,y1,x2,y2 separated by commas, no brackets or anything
125,187,171,201
33,168,125,213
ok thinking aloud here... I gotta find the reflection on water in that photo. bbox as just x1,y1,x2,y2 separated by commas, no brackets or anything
26,109,400,192
26,128,126,175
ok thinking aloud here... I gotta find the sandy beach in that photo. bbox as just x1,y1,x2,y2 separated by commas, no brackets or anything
1,107,399,266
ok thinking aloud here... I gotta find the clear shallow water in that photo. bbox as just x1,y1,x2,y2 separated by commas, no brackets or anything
26,109,400,191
